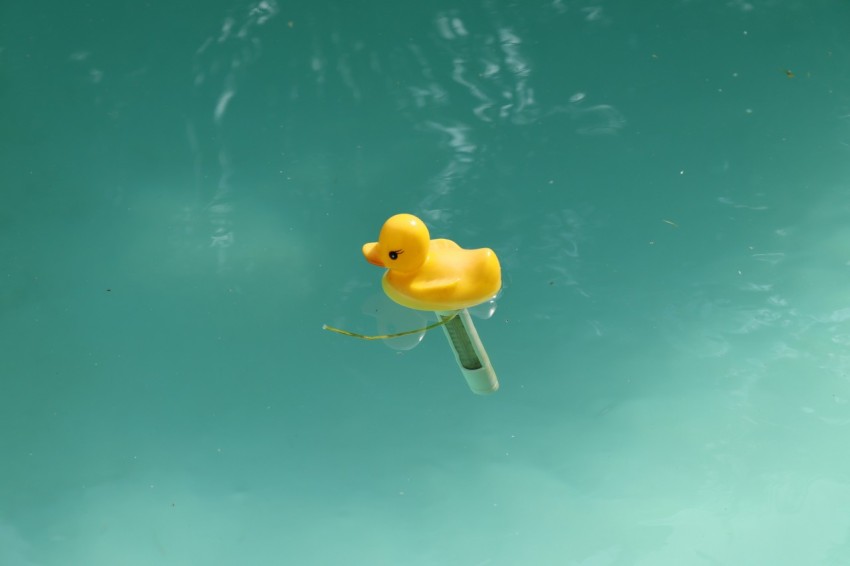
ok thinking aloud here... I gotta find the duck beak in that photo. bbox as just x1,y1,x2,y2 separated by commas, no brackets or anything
362,242,384,267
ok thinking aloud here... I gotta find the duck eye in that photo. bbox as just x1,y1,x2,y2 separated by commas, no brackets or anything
388,250,403,260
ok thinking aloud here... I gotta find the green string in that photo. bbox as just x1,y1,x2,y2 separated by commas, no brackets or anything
323,313,458,340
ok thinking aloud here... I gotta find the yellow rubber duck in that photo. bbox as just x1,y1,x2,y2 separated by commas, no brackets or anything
362,213,501,311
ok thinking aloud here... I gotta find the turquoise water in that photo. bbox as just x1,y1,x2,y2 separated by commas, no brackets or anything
3,0,850,564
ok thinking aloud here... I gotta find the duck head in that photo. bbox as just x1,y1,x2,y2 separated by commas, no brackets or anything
362,213,429,274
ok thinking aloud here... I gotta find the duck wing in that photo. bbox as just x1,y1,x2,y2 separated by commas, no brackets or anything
410,276,460,295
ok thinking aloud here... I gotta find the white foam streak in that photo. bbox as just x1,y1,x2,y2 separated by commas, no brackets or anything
213,89,235,124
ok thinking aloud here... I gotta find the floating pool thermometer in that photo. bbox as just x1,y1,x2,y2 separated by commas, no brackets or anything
324,213,501,394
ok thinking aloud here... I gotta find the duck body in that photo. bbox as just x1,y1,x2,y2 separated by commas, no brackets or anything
363,214,501,311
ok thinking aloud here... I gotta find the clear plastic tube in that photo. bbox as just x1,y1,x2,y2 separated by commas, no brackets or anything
436,309,499,395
